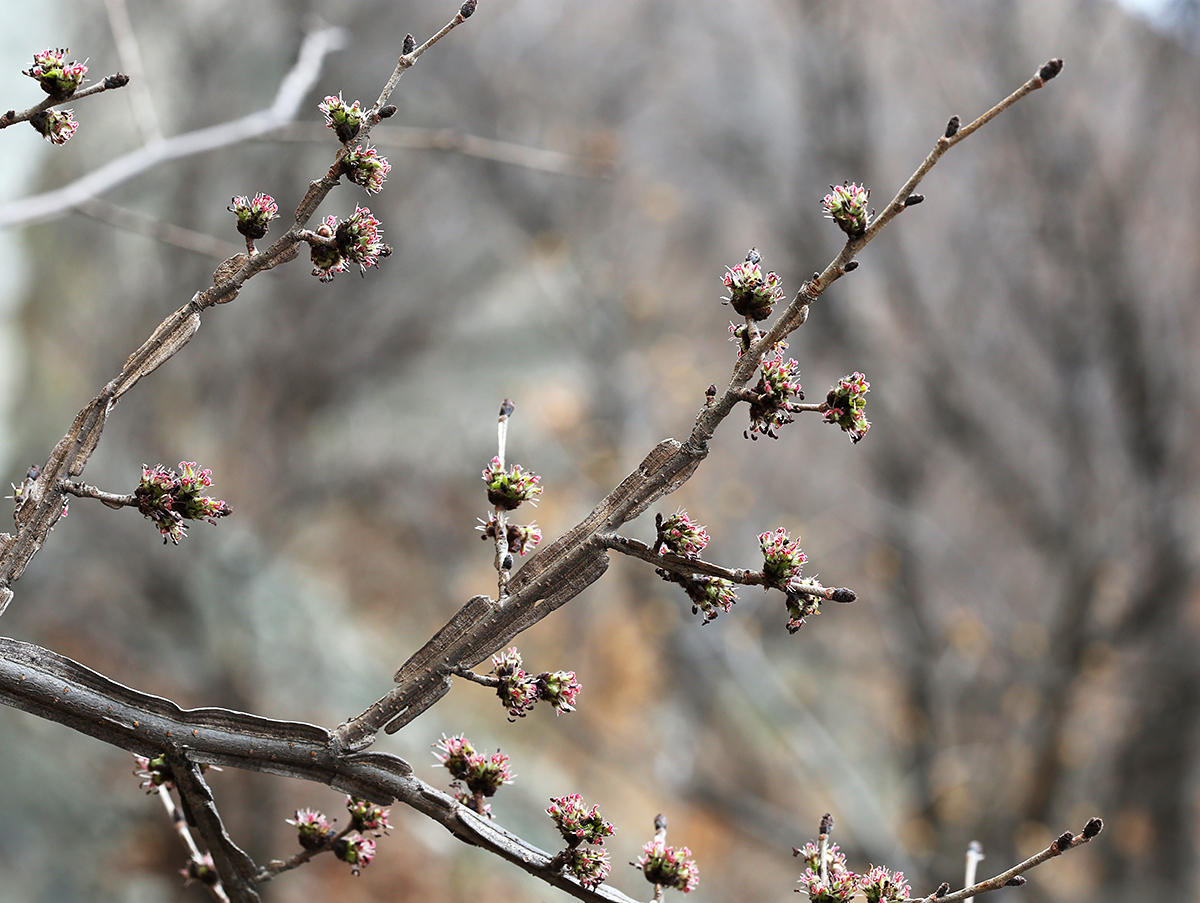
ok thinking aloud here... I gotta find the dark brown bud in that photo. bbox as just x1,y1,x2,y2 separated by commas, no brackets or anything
945,115,961,138
402,34,416,55
820,813,834,835
745,247,761,265
654,813,668,831
1005,876,1027,887
935,882,950,897
904,194,925,207
1082,817,1103,839
1039,58,1064,81
1053,831,1075,852
831,588,856,604
460,0,477,18
499,398,515,418
105,73,130,89
378,104,398,120
844,261,859,272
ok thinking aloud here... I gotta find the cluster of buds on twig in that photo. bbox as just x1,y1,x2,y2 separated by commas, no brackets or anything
284,796,390,877
482,457,542,509
228,193,279,242
654,510,710,557
478,514,542,557
488,647,581,719
135,462,231,545
29,108,78,145
433,735,514,818
746,345,805,439
794,842,909,903
823,372,871,443
635,815,700,895
722,248,786,321
24,48,87,100
133,754,174,793
822,182,871,238
308,207,390,282
547,794,616,888
319,93,366,143
340,144,391,194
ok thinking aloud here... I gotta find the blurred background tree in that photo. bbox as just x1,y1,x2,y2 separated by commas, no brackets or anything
0,1,1196,901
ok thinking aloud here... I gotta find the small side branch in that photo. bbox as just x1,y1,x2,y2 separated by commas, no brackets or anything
59,479,136,509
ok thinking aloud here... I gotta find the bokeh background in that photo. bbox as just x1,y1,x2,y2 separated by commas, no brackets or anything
1,1,1198,901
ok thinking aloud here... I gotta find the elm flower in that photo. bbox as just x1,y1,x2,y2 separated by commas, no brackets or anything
566,846,612,889
319,92,365,143
133,754,174,793
759,527,806,590
346,796,392,836
341,145,391,194
24,48,87,100
336,206,389,274
333,833,376,876
228,193,278,241
483,457,542,510
636,839,700,894
859,865,911,903
746,347,804,439
686,575,739,624
135,461,231,545
784,585,823,634
434,735,514,807
793,841,850,876
479,514,542,556
798,867,860,903
824,372,871,444
180,853,219,888
657,510,710,557
492,647,538,719
822,182,870,238
721,249,785,321
536,670,581,714
286,808,335,850
547,794,614,846
30,108,78,145
310,215,345,282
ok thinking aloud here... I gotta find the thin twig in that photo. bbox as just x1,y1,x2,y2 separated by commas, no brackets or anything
104,0,162,142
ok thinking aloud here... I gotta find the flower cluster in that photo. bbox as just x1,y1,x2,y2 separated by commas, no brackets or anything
433,735,514,816
319,93,365,143
341,145,391,194
536,669,582,714
824,372,871,443
547,795,615,888
332,833,376,876
747,347,804,439
133,754,174,793
228,193,278,241
637,839,700,894
24,48,87,100
487,648,581,718
759,527,806,590
564,846,612,890
690,575,739,623
180,853,219,888
822,182,870,238
309,207,389,282
478,514,542,556
656,510,710,557
286,809,335,850
492,646,538,718
784,584,823,634
346,796,392,837
30,108,78,145
483,457,542,509
547,794,615,846
135,461,231,545
721,249,786,321
793,843,909,903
